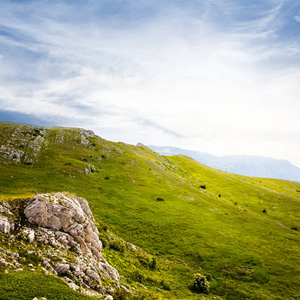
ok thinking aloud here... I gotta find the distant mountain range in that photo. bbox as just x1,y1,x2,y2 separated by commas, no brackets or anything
148,146,300,181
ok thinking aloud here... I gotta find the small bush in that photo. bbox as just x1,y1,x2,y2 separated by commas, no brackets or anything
156,197,164,201
199,185,206,189
192,273,209,293
112,288,128,300
160,279,171,291
262,209,267,213
137,253,156,270
132,269,146,283
109,239,126,252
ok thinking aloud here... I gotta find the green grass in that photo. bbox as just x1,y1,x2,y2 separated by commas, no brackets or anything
0,272,96,300
0,123,299,299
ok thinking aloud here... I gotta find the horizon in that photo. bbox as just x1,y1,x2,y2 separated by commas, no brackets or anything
1,1,300,167
1,119,300,171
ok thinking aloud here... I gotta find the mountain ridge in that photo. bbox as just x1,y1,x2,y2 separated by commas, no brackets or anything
148,145,300,181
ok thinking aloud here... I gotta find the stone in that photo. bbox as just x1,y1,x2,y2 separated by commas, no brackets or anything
24,201,48,227
86,268,101,283
14,268,23,272
55,263,70,275
0,216,12,233
1,192,120,295
137,283,147,289
121,285,130,294
22,228,35,243
63,277,78,291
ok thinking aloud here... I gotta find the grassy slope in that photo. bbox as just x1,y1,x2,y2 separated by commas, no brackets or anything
0,123,299,299
0,272,96,300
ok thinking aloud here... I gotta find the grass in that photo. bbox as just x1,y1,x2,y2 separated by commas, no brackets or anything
0,123,299,299
0,272,96,300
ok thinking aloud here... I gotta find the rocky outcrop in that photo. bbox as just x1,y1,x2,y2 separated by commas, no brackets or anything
0,125,99,165
0,192,119,297
80,129,95,146
0,125,47,165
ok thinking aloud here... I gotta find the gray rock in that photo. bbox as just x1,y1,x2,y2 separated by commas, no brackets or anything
55,263,70,275
14,268,23,272
23,192,119,291
86,268,101,283
24,200,48,227
0,216,13,233
121,285,130,294
1,192,119,295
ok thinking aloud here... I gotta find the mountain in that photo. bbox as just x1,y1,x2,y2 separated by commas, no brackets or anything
148,146,300,181
0,123,299,300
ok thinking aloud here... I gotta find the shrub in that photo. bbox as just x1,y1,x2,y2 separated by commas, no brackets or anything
131,269,146,283
137,253,157,270
262,209,267,213
109,239,126,252
112,288,128,300
199,185,206,189
156,197,164,201
192,273,209,293
160,279,171,291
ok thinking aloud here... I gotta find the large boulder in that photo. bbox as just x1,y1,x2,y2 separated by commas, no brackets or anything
23,192,119,288
24,193,102,258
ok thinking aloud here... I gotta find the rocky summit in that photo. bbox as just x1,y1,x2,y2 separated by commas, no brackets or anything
0,192,119,297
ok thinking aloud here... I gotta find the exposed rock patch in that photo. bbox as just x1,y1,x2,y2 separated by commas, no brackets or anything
0,192,119,297
0,125,99,165
0,125,46,165
80,129,95,146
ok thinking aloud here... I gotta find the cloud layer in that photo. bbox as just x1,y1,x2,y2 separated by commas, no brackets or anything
1,0,300,167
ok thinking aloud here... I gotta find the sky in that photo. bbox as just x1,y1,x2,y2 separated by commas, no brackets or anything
1,0,300,167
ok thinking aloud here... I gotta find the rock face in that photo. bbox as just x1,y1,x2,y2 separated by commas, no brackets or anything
0,125,99,165
0,192,119,296
24,193,102,259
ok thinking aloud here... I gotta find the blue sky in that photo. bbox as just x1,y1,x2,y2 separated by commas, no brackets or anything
1,0,300,167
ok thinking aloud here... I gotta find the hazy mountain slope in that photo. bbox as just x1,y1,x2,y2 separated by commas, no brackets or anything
0,123,299,300
148,145,300,181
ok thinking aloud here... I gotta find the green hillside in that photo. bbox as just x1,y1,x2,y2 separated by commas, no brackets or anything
0,123,299,299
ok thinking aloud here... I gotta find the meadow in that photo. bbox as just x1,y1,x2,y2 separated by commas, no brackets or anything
0,123,299,299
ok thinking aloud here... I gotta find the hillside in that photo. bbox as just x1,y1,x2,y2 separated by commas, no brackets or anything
0,123,299,300
148,146,300,181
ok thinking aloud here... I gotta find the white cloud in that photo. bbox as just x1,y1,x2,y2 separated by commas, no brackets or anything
294,16,300,23
0,1,300,167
